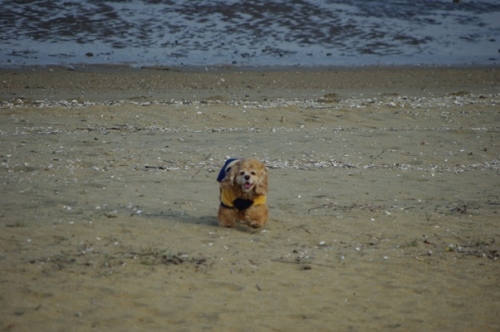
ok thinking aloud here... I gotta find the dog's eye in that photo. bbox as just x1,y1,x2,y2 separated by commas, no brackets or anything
240,171,245,175
251,171,256,175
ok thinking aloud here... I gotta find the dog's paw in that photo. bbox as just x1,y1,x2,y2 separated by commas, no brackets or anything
218,218,236,228
246,220,265,228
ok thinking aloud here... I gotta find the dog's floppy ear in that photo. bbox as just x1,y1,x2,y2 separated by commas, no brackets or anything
254,164,268,195
220,160,240,189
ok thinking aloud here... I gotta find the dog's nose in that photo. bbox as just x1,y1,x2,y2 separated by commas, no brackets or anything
244,175,250,180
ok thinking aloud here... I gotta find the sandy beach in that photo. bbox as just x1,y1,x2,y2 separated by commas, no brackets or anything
0,66,499,331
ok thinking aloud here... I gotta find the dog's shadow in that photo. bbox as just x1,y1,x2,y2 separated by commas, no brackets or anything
144,210,261,233
192,215,219,227
183,213,263,233
151,210,217,226
184,214,261,233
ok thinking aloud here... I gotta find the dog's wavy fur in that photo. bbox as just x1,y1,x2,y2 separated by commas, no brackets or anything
217,158,268,228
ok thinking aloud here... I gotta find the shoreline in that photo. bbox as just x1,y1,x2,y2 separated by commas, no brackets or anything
3,62,500,71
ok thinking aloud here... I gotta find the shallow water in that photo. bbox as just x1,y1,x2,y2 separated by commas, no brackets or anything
1,0,499,67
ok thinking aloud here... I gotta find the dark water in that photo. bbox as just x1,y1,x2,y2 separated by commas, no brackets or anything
1,0,499,68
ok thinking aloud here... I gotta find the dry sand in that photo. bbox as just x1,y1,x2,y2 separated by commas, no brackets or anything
0,66,499,331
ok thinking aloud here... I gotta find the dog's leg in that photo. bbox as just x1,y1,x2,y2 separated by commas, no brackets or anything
242,205,268,228
217,206,237,227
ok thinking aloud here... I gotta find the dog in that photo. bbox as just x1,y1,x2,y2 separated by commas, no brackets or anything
216,158,268,228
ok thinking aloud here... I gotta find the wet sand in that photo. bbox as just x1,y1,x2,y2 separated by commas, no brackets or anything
0,66,499,331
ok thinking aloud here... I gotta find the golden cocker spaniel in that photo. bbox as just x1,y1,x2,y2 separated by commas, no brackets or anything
217,158,268,228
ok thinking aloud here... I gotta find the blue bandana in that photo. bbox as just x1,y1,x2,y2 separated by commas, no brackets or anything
216,158,240,182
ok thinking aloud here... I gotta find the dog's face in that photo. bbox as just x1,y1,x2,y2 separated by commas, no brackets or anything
235,158,265,193
222,158,268,196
